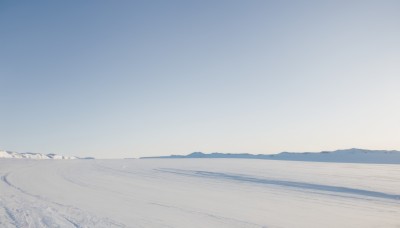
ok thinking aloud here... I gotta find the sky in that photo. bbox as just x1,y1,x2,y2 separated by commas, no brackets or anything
1,0,400,158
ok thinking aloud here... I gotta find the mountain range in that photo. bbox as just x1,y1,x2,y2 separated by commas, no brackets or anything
141,148,400,164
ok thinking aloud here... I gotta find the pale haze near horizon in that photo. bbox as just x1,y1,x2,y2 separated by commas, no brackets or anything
1,1,399,158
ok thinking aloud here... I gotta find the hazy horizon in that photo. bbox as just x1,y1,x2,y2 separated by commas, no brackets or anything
3,147,400,160
1,1,400,158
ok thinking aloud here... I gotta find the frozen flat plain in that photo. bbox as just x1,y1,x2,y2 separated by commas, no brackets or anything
0,159,399,228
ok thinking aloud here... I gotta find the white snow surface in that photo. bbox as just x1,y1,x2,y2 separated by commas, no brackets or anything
0,150,77,159
0,159,399,227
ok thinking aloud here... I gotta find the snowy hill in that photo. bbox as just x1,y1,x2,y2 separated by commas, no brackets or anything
141,148,400,164
0,150,78,159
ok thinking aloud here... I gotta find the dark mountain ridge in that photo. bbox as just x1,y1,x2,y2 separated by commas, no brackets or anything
141,148,400,164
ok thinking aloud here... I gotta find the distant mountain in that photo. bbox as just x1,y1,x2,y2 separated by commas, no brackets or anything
0,150,81,160
141,148,400,164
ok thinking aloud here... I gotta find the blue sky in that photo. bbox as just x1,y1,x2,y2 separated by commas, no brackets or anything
1,1,400,158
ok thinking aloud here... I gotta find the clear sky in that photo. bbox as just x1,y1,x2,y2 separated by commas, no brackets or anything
1,1,400,158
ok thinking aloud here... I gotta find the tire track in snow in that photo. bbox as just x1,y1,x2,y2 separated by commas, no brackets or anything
0,171,126,228
156,168,400,202
3,207,19,228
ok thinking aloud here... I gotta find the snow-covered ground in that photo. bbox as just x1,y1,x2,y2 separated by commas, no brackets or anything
0,159,399,227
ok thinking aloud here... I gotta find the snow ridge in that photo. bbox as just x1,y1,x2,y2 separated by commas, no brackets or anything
0,150,78,160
